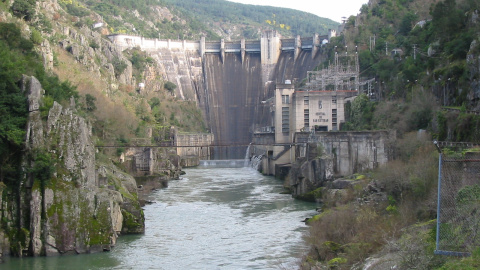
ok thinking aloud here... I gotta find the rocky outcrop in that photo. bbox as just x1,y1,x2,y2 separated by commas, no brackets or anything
97,164,145,234
57,25,134,88
287,154,334,202
467,38,480,108
0,76,145,259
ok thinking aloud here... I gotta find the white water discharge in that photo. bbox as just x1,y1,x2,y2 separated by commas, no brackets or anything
244,143,251,167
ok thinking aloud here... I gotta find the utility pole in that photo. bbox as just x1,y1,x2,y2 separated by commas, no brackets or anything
369,36,376,51
413,44,417,60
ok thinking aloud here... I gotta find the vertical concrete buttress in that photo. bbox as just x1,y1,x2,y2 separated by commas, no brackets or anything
260,31,281,66
294,35,301,62
312,33,320,59
260,31,281,86
220,39,225,64
241,39,245,64
200,36,206,58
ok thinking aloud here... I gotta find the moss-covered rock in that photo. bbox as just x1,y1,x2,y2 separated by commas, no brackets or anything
98,163,145,234
0,76,145,259
287,156,334,202
295,187,324,202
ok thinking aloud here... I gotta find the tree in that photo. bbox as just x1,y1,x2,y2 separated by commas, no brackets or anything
164,81,177,93
32,150,54,186
85,94,97,112
399,12,417,35
348,94,375,130
0,44,27,184
149,97,160,109
10,0,37,21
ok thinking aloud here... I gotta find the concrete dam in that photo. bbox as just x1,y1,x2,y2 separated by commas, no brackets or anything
109,31,333,159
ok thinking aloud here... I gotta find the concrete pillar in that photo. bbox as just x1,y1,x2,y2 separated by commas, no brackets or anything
312,33,319,59
241,38,245,64
167,39,171,49
183,40,187,50
220,39,225,64
155,38,158,49
200,36,205,58
260,30,280,66
328,29,337,41
294,35,301,62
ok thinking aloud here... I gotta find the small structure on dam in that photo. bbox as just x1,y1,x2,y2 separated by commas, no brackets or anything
174,132,214,167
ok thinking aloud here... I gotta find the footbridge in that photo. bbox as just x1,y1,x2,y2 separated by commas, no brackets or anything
108,30,335,64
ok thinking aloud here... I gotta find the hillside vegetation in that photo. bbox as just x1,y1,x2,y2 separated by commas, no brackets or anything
59,0,338,40
163,0,339,39
300,0,480,268
0,21,76,185
333,0,480,141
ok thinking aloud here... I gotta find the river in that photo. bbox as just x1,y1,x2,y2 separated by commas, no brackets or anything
2,166,316,269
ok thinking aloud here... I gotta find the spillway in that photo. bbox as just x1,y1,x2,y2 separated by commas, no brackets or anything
202,53,265,159
201,49,326,159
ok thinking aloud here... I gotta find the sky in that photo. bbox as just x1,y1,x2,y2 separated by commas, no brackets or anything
227,0,368,23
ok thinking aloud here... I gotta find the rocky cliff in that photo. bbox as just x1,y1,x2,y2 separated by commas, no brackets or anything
286,143,334,202
0,76,144,260
468,38,480,108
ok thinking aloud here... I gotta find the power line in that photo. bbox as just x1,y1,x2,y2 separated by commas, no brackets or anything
95,143,299,148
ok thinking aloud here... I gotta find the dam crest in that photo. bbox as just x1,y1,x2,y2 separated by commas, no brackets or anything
107,30,336,64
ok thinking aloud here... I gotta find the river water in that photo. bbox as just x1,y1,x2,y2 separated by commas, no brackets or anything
2,166,316,269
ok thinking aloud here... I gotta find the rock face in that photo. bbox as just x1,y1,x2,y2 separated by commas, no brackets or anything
286,131,395,201
0,76,145,259
467,39,480,108
287,155,334,201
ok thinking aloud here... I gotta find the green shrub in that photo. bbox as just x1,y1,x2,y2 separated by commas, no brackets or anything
10,0,36,21
65,3,90,17
113,57,127,77
32,149,54,187
40,96,54,119
85,94,97,112
164,81,177,93
89,41,99,49
31,29,43,45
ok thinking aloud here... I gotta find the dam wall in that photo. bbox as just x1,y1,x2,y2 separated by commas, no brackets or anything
108,32,332,159
203,53,264,159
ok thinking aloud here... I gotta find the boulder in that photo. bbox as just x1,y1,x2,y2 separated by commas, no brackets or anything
330,179,352,189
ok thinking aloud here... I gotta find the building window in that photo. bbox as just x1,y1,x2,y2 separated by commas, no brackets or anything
304,95,309,106
318,100,322,109
282,95,290,104
304,109,309,128
282,107,289,133
332,109,337,126
332,96,337,104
